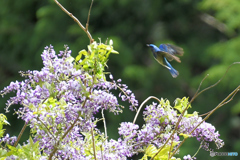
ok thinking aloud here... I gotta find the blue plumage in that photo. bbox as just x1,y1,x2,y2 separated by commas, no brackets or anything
147,43,184,78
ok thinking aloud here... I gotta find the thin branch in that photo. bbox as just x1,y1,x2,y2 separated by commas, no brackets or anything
190,74,209,103
196,62,240,116
193,62,240,101
36,117,57,141
100,145,103,160
86,0,94,31
48,98,88,160
170,85,240,158
133,96,161,124
151,97,194,159
192,141,204,159
14,122,28,147
200,87,240,117
101,109,107,139
91,127,97,160
54,0,94,44
110,81,137,112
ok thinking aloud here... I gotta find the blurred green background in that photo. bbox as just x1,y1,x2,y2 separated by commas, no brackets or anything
0,0,240,159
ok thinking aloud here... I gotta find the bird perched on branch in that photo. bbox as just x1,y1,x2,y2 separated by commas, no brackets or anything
147,44,184,78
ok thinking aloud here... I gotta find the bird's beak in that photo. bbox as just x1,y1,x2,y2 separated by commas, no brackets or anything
146,44,150,47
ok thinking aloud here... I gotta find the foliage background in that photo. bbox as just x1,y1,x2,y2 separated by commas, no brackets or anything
0,0,239,159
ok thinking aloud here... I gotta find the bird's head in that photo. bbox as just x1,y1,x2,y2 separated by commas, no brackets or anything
146,44,159,52
146,44,154,48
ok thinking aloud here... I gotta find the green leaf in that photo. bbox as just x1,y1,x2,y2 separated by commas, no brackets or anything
5,137,42,159
174,97,191,114
179,133,191,139
142,143,180,160
0,114,10,138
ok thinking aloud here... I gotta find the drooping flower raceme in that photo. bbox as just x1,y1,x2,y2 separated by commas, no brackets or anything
0,42,138,159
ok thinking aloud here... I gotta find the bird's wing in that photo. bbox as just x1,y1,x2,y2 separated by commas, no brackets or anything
158,44,183,62
156,51,181,63
166,44,184,56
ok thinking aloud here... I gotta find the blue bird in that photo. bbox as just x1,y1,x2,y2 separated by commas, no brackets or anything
147,44,184,78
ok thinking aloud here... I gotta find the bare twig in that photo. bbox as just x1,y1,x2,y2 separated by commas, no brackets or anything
192,141,204,159
192,62,240,101
86,0,94,31
48,98,88,160
54,0,94,44
110,81,138,112
36,117,57,141
190,74,209,103
101,109,107,138
200,88,239,117
14,122,28,147
170,85,240,158
133,96,161,124
91,127,97,160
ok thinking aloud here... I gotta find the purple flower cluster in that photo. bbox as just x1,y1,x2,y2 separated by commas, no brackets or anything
0,134,17,146
179,115,224,150
117,99,224,159
109,74,138,111
1,45,138,159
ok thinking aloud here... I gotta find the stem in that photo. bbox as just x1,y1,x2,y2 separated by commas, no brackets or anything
48,98,88,160
192,62,240,101
192,141,204,159
133,96,161,124
101,144,104,160
101,109,107,138
168,136,174,159
151,97,192,160
190,74,209,103
37,117,57,141
170,85,240,158
54,0,94,44
14,122,28,147
111,81,138,112
198,85,239,129
86,0,94,31
91,127,97,160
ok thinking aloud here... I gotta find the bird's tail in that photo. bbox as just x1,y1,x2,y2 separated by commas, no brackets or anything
164,57,179,78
